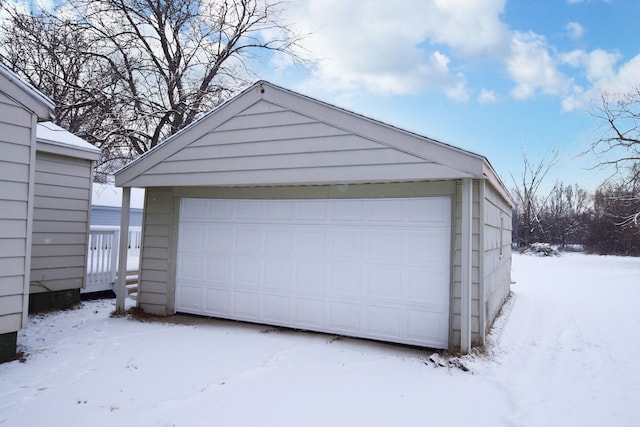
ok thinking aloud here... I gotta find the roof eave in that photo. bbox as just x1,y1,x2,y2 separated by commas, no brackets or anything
37,138,101,161
0,63,55,121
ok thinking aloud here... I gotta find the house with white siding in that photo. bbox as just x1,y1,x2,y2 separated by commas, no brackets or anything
114,81,513,352
91,183,144,227
29,122,100,311
0,63,54,361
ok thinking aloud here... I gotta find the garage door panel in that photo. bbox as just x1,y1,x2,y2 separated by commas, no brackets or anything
177,197,451,349
236,200,262,219
296,200,326,220
266,200,295,220
206,257,231,282
407,231,450,265
263,260,291,289
368,199,404,222
331,200,364,221
207,226,232,253
406,198,450,223
179,224,207,251
264,229,293,254
181,198,208,219
406,268,448,302
407,309,448,345
328,301,361,332
294,298,324,327
295,230,325,255
328,263,362,296
368,231,403,261
177,283,203,312
177,254,205,281
232,291,259,319
208,200,234,219
294,262,325,292
366,305,402,337
365,265,403,299
234,227,261,253
331,231,363,258
204,288,230,314
233,257,260,285
262,294,291,322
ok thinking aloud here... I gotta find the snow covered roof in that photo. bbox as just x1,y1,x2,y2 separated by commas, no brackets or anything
36,122,101,161
92,182,145,209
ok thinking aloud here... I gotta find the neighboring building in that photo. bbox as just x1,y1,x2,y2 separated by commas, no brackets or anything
29,122,101,312
91,183,144,227
115,81,513,352
83,183,145,294
0,63,55,361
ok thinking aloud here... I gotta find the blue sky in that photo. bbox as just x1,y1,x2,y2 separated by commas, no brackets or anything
257,0,640,191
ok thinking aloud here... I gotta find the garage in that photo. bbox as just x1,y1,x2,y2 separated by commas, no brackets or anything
176,197,451,348
114,80,514,352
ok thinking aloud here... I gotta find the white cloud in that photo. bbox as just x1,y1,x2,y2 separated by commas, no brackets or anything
280,0,631,110
566,22,585,40
420,0,511,59
561,51,640,110
478,89,497,103
507,32,571,100
445,72,471,102
284,0,507,99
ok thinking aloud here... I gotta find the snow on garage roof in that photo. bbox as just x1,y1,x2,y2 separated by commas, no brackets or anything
36,122,101,161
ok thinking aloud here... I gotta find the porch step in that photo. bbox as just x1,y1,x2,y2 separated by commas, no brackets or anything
125,270,139,295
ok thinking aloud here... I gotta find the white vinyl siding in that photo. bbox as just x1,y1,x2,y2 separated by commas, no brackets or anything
0,93,35,333
136,188,173,315
482,182,512,331
29,151,93,293
452,180,482,346
117,89,480,189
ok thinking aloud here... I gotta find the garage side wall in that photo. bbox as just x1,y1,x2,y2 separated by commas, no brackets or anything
30,152,93,296
0,92,36,337
482,182,512,332
137,188,175,315
452,180,481,348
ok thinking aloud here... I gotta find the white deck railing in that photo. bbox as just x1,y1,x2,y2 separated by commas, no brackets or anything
85,226,141,293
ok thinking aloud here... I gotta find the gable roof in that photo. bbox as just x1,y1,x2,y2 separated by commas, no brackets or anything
37,122,101,161
0,62,55,120
115,81,510,202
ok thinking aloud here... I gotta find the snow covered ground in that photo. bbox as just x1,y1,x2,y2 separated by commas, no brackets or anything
1,253,638,427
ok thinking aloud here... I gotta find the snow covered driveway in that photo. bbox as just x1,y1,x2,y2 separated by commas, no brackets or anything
485,254,640,427
1,253,638,427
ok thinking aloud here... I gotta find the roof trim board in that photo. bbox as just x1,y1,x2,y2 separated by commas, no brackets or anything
0,63,55,121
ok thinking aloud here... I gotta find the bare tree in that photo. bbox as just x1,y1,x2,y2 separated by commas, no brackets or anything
511,150,559,247
589,90,640,179
588,89,640,226
587,175,640,255
544,182,590,247
0,0,305,180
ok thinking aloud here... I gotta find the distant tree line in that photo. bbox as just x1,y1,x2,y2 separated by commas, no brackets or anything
512,177,640,256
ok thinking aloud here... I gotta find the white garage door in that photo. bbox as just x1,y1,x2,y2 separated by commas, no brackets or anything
176,197,451,348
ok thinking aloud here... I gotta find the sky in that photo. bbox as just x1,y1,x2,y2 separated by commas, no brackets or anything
256,0,640,192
